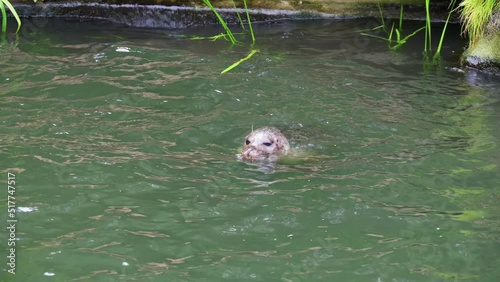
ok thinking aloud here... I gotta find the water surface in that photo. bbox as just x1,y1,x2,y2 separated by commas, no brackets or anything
1,18,499,281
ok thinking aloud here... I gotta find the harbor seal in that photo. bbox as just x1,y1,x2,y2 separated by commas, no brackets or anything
241,127,290,161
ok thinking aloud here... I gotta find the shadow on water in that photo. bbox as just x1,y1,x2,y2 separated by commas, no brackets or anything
1,18,499,281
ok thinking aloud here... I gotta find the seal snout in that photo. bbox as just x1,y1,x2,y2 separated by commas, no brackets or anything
243,146,254,158
240,127,290,161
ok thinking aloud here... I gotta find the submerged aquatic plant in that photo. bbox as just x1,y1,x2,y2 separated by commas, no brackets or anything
201,0,257,74
459,0,500,46
360,4,425,51
0,0,22,35
221,49,258,74
361,2,458,62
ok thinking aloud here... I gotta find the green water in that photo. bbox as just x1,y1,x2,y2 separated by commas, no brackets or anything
1,18,499,281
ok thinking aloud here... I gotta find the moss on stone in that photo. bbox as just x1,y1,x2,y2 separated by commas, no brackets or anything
463,32,500,73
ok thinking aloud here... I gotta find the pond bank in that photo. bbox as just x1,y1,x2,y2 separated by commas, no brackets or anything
11,0,455,28
8,1,499,74
462,10,500,74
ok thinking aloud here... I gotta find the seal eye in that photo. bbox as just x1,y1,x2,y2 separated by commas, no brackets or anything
263,142,272,147
246,139,250,145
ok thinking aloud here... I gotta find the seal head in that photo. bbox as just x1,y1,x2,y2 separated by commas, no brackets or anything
241,127,290,161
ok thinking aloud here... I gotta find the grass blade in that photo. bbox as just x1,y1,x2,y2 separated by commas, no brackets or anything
399,5,403,31
231,0,246,30
425,0,432,51
359,32,393,42
377,4,387,33
1,1,6,34
357,25,385,33
243,0,255,44
434,0,458,59
388,22,395,43
402,26,426,41
221,49,258,74
1,0,22,33
202,0,237,44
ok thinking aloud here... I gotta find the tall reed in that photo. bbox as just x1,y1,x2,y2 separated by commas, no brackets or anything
202,0,237,44
424,0,432,53
231,0,246,31
433,0,458,60
243,0,255,44
202,0,258,74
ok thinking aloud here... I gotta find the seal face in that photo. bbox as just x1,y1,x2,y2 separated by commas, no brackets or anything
241,127,290,161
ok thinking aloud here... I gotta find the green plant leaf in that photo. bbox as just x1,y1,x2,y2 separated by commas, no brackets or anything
388,22,395,43
243,0,255,44
359,32,392,42
435,0,458,58
231,0,246,31
202,0,237,44
399,5,403,31
221,49,258,74
425,0,432,51
0,1,6,34
395,28,401,42
1,0,22,33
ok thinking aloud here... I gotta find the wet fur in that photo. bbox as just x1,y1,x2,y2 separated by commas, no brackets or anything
241,127,290,161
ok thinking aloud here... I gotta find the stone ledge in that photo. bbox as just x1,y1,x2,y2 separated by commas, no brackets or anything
463,33,500,75
10,0,456,27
